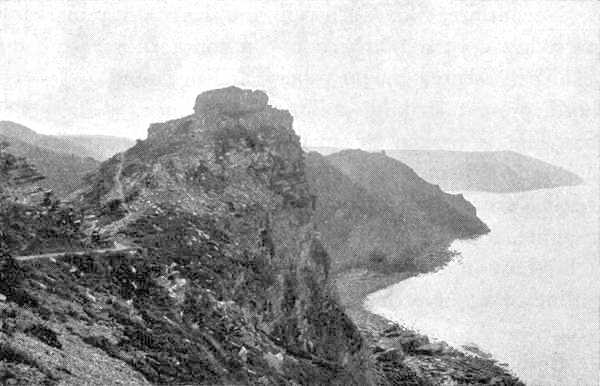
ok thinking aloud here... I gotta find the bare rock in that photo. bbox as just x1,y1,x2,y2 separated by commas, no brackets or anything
375,348,404,362
414,342,449,356
194,86,268,116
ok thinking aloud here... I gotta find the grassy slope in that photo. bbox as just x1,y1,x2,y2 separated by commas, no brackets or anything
305,151,436,271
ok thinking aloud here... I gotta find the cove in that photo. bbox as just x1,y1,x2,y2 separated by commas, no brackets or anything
366,184,599,385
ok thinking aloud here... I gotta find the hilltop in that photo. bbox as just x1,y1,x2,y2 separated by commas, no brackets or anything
0,121,134,161
0,121,135,197
386,149,583,192
327,150,489,239
308,146,583,193
0,136,99,197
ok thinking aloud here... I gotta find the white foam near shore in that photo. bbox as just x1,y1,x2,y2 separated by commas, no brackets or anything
366,184,599,386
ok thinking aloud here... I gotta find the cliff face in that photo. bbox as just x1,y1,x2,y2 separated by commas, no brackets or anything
305,152,436,270
326,150,489,241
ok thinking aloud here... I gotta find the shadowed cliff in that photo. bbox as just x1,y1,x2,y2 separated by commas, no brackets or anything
307,150,488,271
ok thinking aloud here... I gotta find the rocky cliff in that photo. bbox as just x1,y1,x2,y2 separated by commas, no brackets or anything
326,150,489,241
81,85,361,368
305,152,436,271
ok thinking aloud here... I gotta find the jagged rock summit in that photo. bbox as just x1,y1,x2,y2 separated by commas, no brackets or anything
84,86,306,214
147,86,293,143
194,86,269,115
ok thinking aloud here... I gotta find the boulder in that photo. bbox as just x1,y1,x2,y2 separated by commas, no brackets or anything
374,348,404,362
397,335,429,352
375,336,403,351
414,342,448,355
263,351,284,374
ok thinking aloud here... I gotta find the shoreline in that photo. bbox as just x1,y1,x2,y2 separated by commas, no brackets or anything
334,249,524,385
335,245,459,332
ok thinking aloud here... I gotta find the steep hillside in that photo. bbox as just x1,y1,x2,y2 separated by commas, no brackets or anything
0,88,521,386
3,86,399,385
305,152,436,271
0,144,90,255
0,121,133,161
0,135,99,197
386,149,583,192
326,150,489,241
0,121,89,157
0,142,44,200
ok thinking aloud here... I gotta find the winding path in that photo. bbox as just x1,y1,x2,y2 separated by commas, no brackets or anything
105,152,125,203
114,153,125,199
14,242,135,262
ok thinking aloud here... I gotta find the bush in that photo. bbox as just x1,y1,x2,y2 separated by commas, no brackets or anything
0,254,24,292
24,324,62,349
368,249,387,265
82,336,119,357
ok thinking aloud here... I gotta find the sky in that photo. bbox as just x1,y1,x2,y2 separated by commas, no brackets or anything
1,0,598,177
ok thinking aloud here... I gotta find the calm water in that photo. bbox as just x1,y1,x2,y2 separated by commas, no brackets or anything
366,184,599,385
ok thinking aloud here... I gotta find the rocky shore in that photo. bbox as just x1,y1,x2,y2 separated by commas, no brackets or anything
335,261,524,385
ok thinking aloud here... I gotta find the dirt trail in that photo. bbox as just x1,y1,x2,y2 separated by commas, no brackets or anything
105,152,125,202
14,242,135,262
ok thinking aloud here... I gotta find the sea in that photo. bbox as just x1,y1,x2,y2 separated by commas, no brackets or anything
366,183,599,385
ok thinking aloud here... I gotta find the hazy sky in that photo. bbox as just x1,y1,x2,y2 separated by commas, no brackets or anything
1,0,598,176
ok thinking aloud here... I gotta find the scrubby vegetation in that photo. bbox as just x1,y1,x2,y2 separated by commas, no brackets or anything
0,203,381,385
0,200,89,255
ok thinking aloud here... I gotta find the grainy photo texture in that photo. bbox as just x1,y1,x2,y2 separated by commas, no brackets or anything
0,1,598,385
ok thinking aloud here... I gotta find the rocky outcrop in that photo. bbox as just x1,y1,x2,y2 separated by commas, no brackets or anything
194,86,269,115
69,87,375,384
335,269,524,386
